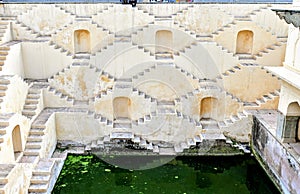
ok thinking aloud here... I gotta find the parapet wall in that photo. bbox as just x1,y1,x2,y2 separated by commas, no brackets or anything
252,110,300,194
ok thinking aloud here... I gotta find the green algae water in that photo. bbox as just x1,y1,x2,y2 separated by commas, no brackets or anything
53,154,280,194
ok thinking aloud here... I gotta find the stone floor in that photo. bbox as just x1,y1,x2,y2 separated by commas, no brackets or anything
248,109,278,136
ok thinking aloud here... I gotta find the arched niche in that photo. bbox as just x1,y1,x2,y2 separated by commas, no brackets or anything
236,30,254,54
155,30,173,55
113,97,131,119
284,102,300,142
74,29,91,53
200,97,218,119
12,125,22,160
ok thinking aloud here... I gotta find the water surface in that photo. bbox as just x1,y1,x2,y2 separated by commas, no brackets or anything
53,154,280,194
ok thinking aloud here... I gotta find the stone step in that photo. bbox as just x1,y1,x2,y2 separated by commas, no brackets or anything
0,177,7,185
0,51,8,56
224,118,234,125
24,104,37,110
180,142,189,149
157,62,174,66
157,108,176,114
28,183,48,193
29,128,45,135
28,88,42,94
110,132,134,139
226,138,233,144
25,141,42,149
27,94,40,99
24,148,40,156
73,53,90,59
22,110,36,116
0,164,14,179
270,91,280,97
139,139,147,147
90,140,97,148
202,133,226,140
31,124,46,129
238,111,247,118
115,78,132,82
30,175,50,184
133,136,140,143
27,135,43,142
0,24,7,29
25,99,39,104
33,159,55,176
144,114,151,121
114,84,131,89
0,78,10,85
0,134,5,143
157,100,175,106
72,62,89,66
153,145,159,153
0,84,7,90
159,147,176,155
187,138,196,146
31,83,49,89
0,21,8,25
103,135,110,143
18,155,39,164
155,54,173,60
0,129,5,135
201,119,219,129
174,144,184,153
231,115,240,122
113,122,132,129
0,91,5,97
0,120,9,127
0,183,6,194
147,143,153,150
0,47,9,51
114,37,131,42
98,116,107,123
106,120,113,126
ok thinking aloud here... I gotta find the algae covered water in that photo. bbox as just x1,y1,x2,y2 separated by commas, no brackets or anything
53,154,280,194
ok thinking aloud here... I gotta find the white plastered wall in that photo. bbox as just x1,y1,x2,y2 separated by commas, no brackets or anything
55,112,108,144
1,75,29,114
17,4,74,36
0,43,25,77
221,66,280,102
22,42,72,79
49,66,100,101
